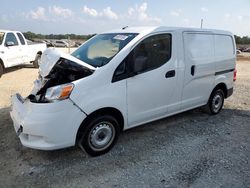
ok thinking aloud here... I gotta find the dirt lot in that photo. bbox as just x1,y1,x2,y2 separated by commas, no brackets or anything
0,54,249,187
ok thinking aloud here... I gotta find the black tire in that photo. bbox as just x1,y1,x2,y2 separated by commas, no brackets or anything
77,115,120,156
206,88,225,115
0,63,3,78
33,54,41,68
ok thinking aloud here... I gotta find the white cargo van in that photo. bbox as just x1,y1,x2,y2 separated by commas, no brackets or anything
10,27,236,156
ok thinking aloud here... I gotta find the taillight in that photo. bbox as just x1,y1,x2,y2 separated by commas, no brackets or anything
233,69,237,82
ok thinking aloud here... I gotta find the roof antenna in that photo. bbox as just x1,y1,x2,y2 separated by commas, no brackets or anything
122,26,128,30
200,19,203,29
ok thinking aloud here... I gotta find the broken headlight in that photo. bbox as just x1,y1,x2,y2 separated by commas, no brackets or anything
45,83,74,102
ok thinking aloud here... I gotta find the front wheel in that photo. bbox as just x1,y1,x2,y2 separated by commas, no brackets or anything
77,115,120,156
206,89,225,115
33,54,41,68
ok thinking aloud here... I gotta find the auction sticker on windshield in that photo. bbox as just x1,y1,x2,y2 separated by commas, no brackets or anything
113,35,129,41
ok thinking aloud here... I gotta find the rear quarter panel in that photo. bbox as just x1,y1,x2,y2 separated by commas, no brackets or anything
214,34,236,90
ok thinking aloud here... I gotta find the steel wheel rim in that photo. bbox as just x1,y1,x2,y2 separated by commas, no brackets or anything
212,93,223,113
88,122,115,151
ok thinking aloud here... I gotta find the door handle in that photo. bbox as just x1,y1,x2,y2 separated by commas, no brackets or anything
165,70,175,78
191,65,195,76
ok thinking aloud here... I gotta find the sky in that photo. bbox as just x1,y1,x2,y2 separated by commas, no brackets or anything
0,0,250,36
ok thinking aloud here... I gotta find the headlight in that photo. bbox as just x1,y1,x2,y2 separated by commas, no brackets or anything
45,83,74,101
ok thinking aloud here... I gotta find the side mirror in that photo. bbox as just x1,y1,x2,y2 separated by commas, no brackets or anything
133,56,148,74
6,41,15,47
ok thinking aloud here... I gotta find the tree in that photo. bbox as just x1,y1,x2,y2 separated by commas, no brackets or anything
22,32,95,41
234,35,250,44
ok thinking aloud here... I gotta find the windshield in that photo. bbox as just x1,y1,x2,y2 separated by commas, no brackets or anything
0,32,5,45
72,33,138,67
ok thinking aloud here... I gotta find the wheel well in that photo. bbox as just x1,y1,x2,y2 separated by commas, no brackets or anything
76,107,124,143
213,83,227,98
0,58,5,69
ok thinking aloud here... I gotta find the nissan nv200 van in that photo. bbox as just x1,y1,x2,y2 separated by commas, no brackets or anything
10,27,236,156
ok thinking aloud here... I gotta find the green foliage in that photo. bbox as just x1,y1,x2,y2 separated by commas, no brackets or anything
23,31,96,40
234,35,250,44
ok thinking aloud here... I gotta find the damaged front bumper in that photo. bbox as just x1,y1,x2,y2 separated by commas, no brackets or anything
10,93,86,150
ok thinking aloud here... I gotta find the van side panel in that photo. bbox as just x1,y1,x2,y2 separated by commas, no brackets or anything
126,32,182,127
181,32,215,110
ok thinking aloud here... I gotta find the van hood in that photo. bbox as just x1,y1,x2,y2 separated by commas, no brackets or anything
39,48,96,77
30,48,95,103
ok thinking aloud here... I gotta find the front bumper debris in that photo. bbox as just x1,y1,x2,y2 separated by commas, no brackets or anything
10,93,86,150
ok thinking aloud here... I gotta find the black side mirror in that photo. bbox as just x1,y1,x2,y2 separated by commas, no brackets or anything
6,41,15,47
133,56,148,74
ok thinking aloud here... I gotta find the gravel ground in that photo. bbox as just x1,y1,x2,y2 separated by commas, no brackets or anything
0,55,249,187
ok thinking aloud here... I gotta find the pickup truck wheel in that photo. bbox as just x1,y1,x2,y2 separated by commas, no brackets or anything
33,54,41,68
78,115,120,156
206,89,225,115
0,63,3,78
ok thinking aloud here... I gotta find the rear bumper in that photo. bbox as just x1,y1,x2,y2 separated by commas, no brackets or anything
226,88,233,98
10,94,86,150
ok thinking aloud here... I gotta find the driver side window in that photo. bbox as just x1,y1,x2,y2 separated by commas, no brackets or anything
132,34,172,72
5,32,18,46
112,33,172,82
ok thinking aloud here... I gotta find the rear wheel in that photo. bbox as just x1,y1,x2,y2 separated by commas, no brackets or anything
206,88,225,115
77,115,120,156
0,63,3,78
33,54,41,68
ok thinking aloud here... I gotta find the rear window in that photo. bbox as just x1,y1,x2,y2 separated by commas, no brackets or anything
17,33,26,45
214,35,234,56
0,32,5,45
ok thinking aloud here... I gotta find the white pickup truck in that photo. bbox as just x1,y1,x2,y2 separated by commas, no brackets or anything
0,30,47,77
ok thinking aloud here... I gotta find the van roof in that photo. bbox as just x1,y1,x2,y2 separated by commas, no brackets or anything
103,26,233,36
0,27,233,36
